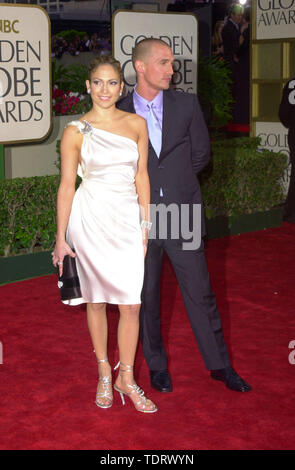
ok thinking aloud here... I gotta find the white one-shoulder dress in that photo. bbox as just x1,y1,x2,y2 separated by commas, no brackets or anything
63,120,144,306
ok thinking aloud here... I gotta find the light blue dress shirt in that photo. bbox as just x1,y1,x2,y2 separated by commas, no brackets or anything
133,86,163,132
133,86,163,196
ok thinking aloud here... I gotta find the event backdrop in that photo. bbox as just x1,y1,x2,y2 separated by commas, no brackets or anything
0,3,51,144
112,10,198,94
256,0,295,40
252,0,295,191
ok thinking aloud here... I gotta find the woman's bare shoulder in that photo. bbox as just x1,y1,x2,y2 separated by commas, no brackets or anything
117,109,143,123
78,112,92,123
124,112,146,131
65,113,90,131
62,121,84,143
63,124,81,136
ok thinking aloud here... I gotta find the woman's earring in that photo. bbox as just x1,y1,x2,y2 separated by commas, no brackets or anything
87,89,91,94
119,91,122,97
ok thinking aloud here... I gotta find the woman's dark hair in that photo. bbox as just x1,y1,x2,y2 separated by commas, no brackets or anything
88,56,123,82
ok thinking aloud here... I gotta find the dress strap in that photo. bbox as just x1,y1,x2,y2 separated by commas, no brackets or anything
65,120,92,135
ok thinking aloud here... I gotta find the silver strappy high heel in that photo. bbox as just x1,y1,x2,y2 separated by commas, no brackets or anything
113,361,158,413
95,358,113,409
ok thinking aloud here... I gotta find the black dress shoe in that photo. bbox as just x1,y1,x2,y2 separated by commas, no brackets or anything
150,369,173,393
210,366,252,392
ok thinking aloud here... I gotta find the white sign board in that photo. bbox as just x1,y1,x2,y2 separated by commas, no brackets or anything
0,4,51,144
255,121,290,193
256,0,295,40
113,11,198,93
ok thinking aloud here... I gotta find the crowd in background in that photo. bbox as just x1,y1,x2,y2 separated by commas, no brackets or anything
51,32,111,59
212,4,250,124
51,3,249,124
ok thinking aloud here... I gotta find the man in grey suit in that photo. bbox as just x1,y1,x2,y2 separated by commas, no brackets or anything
118,38,251,393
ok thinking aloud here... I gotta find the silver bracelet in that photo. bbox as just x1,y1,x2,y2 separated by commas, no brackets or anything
141,220,152,231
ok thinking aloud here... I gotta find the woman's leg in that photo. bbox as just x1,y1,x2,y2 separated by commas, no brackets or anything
87,302,112,407
117,304,141,366
114,304,157,412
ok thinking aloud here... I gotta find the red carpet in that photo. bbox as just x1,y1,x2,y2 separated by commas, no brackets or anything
0,223,295,450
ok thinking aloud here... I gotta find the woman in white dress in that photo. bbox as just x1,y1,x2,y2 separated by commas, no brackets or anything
52,56,157,413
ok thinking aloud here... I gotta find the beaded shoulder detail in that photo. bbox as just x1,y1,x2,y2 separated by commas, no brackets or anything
65,120,93,136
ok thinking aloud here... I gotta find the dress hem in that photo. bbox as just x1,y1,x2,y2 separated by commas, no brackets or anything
62,298,142,306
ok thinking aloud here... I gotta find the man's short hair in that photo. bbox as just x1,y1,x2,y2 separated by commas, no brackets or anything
228,3,244,16
132,38,170,68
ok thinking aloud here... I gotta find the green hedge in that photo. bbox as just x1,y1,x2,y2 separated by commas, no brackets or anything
201,137,287,219
0,138,287,257
198,55,233,127
0,176,59,257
